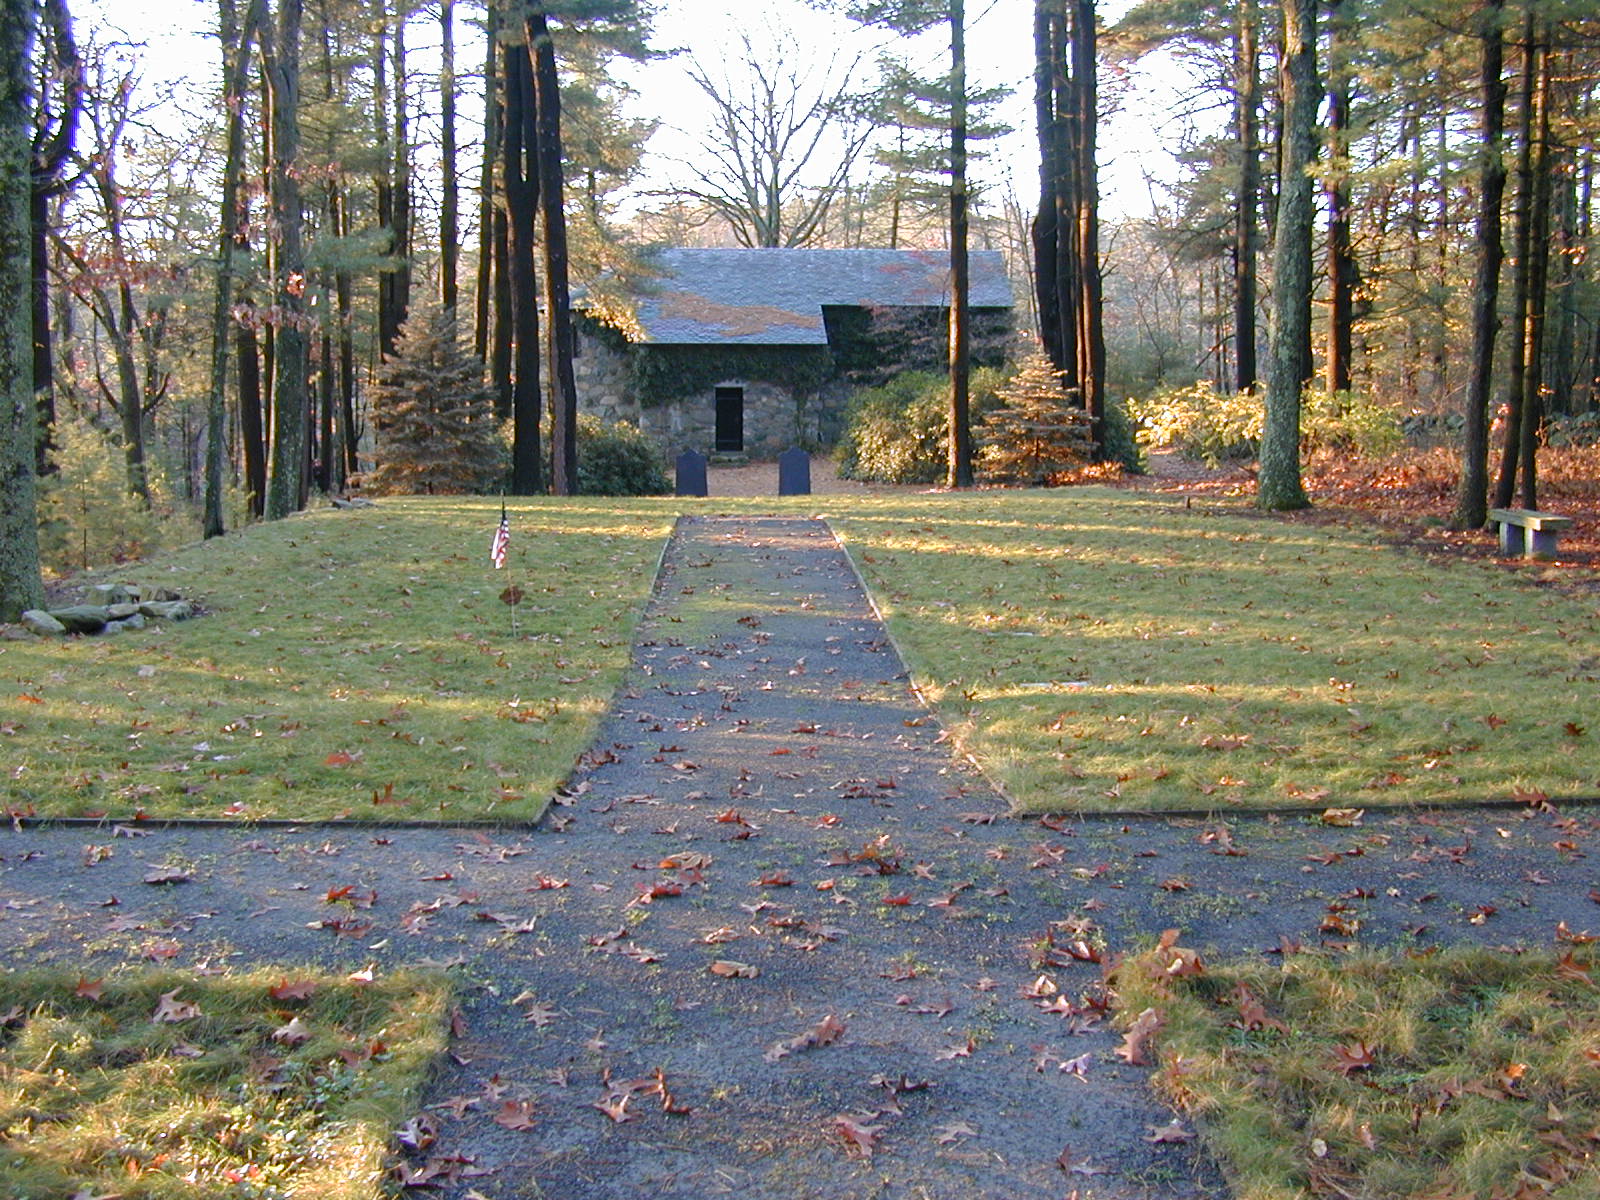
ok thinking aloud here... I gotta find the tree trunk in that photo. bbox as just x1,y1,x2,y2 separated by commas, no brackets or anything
372,0,396,358
1324,0,1355,395
205,0,258,537
1233,0,1259,393
1069,0,1104,454
1031,0,1061,368
263,0,310,520
28,0,80,478
1494,14,1537,510
474,1,499,360
529,11,577,494
1452,0,1507,531
389,7,411,340
502,34,542,494
1516,27,1553,511
439,0,458,311
1,0,43,621
1257,0,1316,511
947,0,972,489
491,204,512,420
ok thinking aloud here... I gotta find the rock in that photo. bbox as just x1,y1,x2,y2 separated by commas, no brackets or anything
107,603,141,620
150,588,182,602
101,620,125,635
89,583,138,605
119,612,147,631
140,600,194,621
49,605,110,633
20,610,65,636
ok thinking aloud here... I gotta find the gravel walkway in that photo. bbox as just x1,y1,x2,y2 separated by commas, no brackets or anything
3,513,1597,1199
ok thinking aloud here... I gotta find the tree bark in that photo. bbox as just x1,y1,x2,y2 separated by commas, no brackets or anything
439,0,458,311
1516,26,1553,511
947,0,972,488
30,0,80,477
1257,0,1316,511
502,34,542,494
529,11,577,494
1233,0,1259,393
1,0,43,620
473,1,499,360
1452,0,1506,530
1069,0,1104,454
389,7,411,340
262,0,310,520
205,0,259,537
1324,0,1355,395
1494,13,1537,510
1031,0,1061,368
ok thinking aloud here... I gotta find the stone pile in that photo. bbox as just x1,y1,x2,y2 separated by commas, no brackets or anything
18,583,195,637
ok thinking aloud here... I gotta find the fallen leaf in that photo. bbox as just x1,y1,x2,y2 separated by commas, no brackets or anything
1116,1007,1163,1066
765,1013,845,1062
708,960,760,979
152,989,201,1023
493,1099,539,1130
833,1114,883,1159
272,1017,312,1046
143,865,191,885
934,1120,976,1145
73,977,104,1001
1331,1040,1376,1076
1145,1118,1194,1143
1320,808,1364,827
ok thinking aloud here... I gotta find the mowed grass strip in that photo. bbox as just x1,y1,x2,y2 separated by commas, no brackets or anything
3,497,675,821
827,488,1600,812
0,966,448,1200
1113,940,1600,1200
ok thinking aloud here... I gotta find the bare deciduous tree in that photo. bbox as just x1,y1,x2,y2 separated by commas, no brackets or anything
678,30,871,248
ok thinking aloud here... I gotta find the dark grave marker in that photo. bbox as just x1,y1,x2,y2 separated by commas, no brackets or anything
675,448,708,497
778,447,811,496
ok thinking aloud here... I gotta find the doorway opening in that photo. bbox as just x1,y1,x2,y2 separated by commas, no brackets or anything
714,386,745,453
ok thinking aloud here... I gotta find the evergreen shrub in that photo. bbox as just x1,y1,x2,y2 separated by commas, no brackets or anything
576,415,669,496
366,302,507,495
38,417,171,576
978,351,1093,484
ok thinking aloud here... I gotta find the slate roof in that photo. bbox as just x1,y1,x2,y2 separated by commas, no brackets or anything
630,248,1013,345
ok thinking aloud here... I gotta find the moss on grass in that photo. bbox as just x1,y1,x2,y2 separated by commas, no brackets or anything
0,966,449,1200
1114,939,1600,1200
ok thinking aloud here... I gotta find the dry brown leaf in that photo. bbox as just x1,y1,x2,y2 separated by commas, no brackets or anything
1116,1007,1163,1066
708,960,759,979
833,1114,883,1159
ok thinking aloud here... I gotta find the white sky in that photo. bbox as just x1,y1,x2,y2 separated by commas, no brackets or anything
79,0,1200,224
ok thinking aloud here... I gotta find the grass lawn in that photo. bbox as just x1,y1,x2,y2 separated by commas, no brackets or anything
0,966,448,1199
9,486,1598,821
3,496,675,821
1113,939,1600,1199
827,488,1600,812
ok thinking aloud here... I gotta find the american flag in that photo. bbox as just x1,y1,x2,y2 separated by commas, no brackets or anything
490,508,510,569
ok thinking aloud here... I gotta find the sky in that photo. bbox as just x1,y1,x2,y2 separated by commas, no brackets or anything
79,0,1201,224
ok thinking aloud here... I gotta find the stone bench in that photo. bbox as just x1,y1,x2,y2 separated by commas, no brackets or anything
1488,507,1573,561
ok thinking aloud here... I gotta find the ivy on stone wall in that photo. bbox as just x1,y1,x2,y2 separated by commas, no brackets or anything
630,344,834,407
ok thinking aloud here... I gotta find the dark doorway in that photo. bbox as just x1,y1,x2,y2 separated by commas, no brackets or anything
714,386,744,452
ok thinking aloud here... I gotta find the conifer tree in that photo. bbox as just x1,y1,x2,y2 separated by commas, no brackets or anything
366,301,506,495
978,350,1093,484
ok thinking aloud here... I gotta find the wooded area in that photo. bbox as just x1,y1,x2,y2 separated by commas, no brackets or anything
2,0,1600,620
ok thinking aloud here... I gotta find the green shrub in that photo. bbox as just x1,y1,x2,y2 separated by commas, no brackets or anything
1101,396,1147,474
1301,388,1406,458
576,415,669,496
1126,382,1402,464
38,417,175,576
836,367,1009,485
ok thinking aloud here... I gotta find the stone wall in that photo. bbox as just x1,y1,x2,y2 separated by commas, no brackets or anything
572,300,1014,459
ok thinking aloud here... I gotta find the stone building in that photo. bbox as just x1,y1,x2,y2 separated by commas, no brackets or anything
574,247,1013,459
